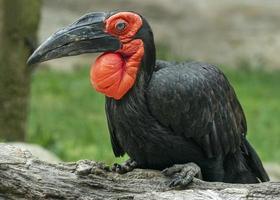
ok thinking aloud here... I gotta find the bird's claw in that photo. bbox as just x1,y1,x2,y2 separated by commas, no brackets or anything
162,162,202,188
111,159,137,174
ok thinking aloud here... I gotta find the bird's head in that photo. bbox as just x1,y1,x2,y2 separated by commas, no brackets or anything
28,11,155,100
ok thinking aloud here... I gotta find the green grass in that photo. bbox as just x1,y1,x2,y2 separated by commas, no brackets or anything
27,64,280,164
222,67,280,162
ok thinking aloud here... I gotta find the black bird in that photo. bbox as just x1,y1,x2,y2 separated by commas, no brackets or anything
28,11,269,186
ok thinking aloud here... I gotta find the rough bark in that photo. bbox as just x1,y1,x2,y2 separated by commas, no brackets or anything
0,144,279,200
0,0,41,141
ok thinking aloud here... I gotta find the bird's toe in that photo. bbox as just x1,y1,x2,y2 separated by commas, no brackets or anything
163,162,202,188
111,159,138,174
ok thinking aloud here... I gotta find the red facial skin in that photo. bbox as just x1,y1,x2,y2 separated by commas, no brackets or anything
90,12,144,100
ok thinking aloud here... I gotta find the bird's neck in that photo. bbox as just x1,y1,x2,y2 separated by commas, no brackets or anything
139,37,156,83
90,39,145,100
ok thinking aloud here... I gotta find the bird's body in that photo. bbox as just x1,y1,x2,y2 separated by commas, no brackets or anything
28,11,269,184
106,60,268,183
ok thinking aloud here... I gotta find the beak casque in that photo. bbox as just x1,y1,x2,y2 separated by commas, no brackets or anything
27,12,121,65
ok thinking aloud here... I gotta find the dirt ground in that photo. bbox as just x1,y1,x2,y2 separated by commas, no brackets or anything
40,0,280,69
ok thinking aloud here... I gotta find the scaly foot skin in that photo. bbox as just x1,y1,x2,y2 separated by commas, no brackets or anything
112,159,138,174
162,162,202,188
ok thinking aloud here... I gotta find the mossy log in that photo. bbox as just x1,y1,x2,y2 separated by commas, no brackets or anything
0,144,279,199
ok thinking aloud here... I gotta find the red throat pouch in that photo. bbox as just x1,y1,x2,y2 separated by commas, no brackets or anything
90,40,144,100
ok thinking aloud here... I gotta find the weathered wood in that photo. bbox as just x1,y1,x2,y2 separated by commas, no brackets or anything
0,144,279,200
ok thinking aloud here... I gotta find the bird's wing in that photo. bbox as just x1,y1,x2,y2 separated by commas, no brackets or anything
147,61,247,158
105,99,125,157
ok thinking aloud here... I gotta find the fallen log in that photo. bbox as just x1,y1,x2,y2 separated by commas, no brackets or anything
0,144,279,200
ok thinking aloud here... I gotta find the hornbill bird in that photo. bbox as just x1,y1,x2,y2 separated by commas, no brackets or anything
28,11,269,186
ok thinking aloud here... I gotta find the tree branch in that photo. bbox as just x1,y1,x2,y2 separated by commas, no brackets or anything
0,144,279,200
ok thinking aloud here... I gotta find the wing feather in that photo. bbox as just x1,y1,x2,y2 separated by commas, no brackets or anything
147,61,247,157
105,98,125,157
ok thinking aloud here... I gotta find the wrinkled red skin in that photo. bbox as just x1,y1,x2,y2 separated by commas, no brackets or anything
90,12,144,100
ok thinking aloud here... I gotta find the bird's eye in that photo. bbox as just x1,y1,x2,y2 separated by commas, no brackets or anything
115,20,127,32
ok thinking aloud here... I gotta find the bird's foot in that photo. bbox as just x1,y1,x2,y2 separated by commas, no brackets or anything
112,159,138,174
162,162,202,188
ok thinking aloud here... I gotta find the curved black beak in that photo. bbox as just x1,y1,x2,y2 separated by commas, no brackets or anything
27,12,121,65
